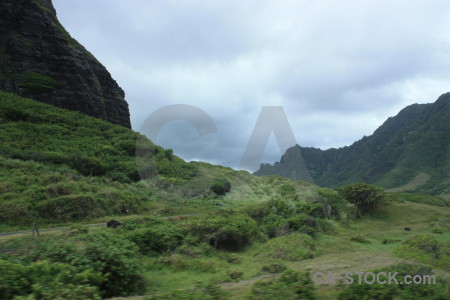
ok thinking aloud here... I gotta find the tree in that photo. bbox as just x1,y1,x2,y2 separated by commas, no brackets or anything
337,183,385,214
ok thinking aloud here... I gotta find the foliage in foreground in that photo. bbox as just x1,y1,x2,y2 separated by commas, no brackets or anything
248,270,318,300
0,230,146,299
0,259,102,300
145,283,229,300
338,263,449,300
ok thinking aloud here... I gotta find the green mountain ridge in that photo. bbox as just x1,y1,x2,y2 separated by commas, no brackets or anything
255,93,450,196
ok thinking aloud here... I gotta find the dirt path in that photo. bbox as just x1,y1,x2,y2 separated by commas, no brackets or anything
0,214,204,238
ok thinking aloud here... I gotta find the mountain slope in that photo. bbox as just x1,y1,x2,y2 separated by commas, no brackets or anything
0,0,131,127
255,93,450,195
0,91,326,227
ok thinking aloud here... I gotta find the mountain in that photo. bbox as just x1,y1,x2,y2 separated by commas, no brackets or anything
0,0,131,128
255,93,450,195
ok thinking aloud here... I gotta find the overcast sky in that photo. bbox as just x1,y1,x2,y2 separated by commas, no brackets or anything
53,0,450,171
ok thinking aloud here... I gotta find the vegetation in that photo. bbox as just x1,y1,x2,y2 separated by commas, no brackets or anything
394,235,450,270
18,71,60,95
210,177,232,195
0,91,197,184
337,183,386,214
338,264,449,300
387,192,449,207
248,270,318,300
0,230,146,299
1,92,449,299
256,94,450,196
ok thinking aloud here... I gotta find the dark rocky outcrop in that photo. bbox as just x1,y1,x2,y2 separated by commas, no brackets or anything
0,0,131,128
107,220,122,228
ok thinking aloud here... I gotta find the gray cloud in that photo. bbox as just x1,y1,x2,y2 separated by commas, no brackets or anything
53,0,450,171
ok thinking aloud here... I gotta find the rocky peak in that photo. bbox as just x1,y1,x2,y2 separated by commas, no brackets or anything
0,0,131,128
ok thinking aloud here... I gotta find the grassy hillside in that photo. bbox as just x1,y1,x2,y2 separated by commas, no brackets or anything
0,91,334,230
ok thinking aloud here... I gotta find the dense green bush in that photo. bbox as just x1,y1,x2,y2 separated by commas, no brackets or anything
317,188,358,220
210,177,232,195
295,201,324,218
261,213,290,238
185,214,259,251
259,213,317,238
278,183,297,199
286,214,317,236
337,183,386,214
125,222,184,255
338,264,449,300
0,259,102,300
248,270,317,300
29,230,147,298
394,235,450,270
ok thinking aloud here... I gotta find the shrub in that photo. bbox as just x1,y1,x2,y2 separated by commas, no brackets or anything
337,183,386,214
125,223,184,255
350,234,371,244
185,214,259,251
261,213,289,238
317,188,358,220
431,225,443,234
394,235,450,270
210,178,231,195
296,201,324,218
36,194,103,221
258,233,315,261
0,259,102,300
30,231,147,298
261,263,287,274
279,183,297,198
337,263,449,300
266,198,296,218
248,270,318,300
260,212,317,238
286,214,317,237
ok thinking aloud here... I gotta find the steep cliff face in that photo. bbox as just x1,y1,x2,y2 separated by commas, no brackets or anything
254,93,450,195
0,0,131,128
